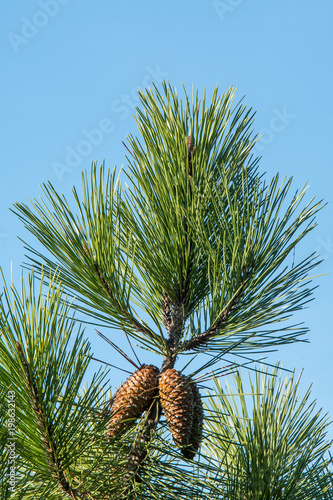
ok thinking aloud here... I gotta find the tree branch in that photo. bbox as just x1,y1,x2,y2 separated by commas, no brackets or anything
59,215,155,344
162,294,172,334
82,244,156,341
123,399,161,495
16,342,91,500
180,265,252,352
180,134,196,310
162,135,197,361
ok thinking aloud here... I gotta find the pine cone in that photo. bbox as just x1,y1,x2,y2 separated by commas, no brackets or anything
182,381,204,459
107,364,159,438
159,369,194,450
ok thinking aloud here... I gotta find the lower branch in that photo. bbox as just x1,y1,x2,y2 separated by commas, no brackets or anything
16,343,91,500
123,399,161,491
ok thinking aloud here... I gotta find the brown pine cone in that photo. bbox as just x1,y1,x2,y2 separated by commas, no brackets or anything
159,369,194,450
107,364,159,438
182,381,204,459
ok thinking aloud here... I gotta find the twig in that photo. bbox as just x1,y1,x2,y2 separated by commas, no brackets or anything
92,260,156,342
181,265,252,352
123,398,161,491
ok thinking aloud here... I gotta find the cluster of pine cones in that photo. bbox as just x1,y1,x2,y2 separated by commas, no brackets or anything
107,364,203,460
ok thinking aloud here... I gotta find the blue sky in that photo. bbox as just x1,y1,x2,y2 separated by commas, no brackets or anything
1,1,333,441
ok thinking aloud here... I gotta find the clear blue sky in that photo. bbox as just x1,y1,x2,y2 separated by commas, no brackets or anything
1,1,333,440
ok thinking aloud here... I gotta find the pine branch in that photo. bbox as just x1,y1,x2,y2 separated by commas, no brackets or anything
204,365,332,499
123,399,161,493
168,302,185,350
162,134,197,364
16,343,70,495
179,135,196,314
91,258,155,341
187,134,195,181
66,216,156,344
15,342,92,500
162,294,172,334
181,265,252,352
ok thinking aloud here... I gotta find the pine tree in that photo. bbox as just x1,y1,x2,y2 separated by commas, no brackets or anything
0,82,332,498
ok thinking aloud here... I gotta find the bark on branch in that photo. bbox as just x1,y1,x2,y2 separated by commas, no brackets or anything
123,399,161,496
